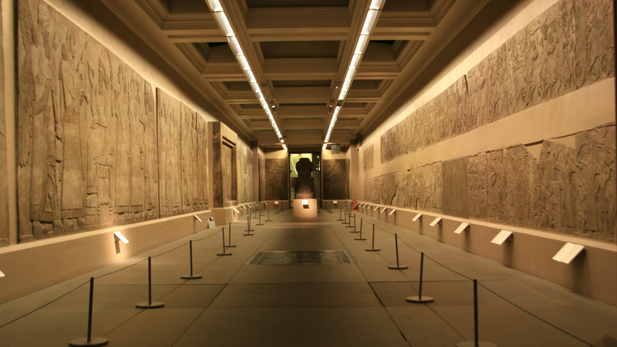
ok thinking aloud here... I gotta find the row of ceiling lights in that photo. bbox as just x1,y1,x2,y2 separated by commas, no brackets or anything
205,0,288,150
206,0,384,152
323,0,384,150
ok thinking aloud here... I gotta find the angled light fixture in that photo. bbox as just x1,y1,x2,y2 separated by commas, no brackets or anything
0,270,5,278
206,0,285,145
323,0,385,148
194,215,202,222
114,231,129,244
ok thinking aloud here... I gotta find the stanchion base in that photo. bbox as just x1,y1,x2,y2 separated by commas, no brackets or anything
225,245,237,248
135,301,165,309
256,223,264,226
355,237,367,241
181,275,203,280
350,230,359,233
388,266,409,270
216,253,233,256
69,337,109,347
365,248,381,252
243,233,254,236
266,219,273,222
456,341,496,347
406,295,434,303
345,225,353,228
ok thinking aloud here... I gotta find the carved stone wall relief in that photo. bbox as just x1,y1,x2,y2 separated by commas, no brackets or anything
380,0,613,165
265,158,288,201
16,0,164,239
363,144,374,171
258,152,266,201
0,0,6,245
322,159,348,200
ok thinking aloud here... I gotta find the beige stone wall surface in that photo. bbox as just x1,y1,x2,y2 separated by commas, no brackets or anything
258,151,266,201
0,0,6,246
158,89,208,217
363,144,374,172
365,0,616,242
15,0,213,240
265,158,288,201
323,159,348,200
238,142,254,204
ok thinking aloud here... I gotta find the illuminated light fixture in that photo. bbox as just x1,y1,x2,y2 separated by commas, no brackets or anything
206,0,285,147
322,144,327,150
302,199,309,209
114,231,129,244
324,1,383,148
282,144,288,151
0,270,5,278
194,215,202,222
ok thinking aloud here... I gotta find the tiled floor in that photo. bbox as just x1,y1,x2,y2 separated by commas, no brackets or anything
0,209,616,347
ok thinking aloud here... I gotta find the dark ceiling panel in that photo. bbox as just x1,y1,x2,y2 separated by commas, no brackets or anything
246,0,349,8
273,80,332,88
261,41,340,59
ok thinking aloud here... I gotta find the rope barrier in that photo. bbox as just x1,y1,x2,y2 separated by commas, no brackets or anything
0,224,229,328
353,213,595,345
0,280,90,329
477,282,593,346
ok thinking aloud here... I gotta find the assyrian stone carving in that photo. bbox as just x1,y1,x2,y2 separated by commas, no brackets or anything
323,159,348,200
0,0,6,246
265,158,288,201
238,143,254,203
364,162,442,212
15,0,211,240
16,0,161,239
173,90,208,213
381,0,614,165
258,152,266,201
295,158,315,199
211,121,237,207
363,145,374,171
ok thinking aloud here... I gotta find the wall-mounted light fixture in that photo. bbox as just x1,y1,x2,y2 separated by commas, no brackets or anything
194,215,202,222
0,270,5,278
114,231,129,244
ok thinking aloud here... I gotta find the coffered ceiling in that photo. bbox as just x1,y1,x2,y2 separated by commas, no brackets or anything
100,0,489,149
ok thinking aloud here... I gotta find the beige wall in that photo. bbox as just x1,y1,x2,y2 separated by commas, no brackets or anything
358,0,617,305
0,0,255,302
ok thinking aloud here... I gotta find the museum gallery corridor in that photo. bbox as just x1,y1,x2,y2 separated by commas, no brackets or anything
0,209,615,347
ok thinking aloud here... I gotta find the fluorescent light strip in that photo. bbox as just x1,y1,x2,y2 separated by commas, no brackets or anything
206,0,284,144
324,2,383,148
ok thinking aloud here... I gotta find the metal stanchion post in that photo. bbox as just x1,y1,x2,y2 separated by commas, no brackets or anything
69,278,109,346
226,222,237,248
244,215,254,236
266,203,272,221
365,224,380,252
338,207,343,221
456,280,496,347
136,257,165,308
217,227,232,256
354,216,367,240
181,241,203,279
388,233,408,270
406,252,433,303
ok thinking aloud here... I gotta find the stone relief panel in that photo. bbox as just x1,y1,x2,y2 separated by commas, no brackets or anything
0,0,6,246
363,144,374,171
363,162,442,212
323,159,348,200
534,126,615,241
237,143,254,203
574,0,615,88
442,158,470,218
157,90,182,217
381,0,613,165
265,158,288,201
467,126,615,241
17,0,161,239
381,76,468,163
258,152,266,201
